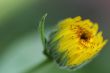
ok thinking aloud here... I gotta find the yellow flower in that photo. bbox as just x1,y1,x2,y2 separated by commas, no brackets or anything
48,16,108,69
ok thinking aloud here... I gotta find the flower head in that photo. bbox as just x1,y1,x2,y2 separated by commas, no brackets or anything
48,16,108,70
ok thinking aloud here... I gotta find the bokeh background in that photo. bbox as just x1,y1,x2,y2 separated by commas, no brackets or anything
0,0,110,73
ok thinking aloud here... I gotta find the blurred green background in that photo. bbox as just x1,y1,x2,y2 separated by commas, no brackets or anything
0,0,110,73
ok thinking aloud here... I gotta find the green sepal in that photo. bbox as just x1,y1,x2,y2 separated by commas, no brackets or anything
38,13,48,49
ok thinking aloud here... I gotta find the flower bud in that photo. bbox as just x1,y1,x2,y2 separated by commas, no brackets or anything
39,14,108,70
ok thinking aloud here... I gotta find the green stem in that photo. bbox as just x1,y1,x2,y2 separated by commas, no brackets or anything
24,58,51,73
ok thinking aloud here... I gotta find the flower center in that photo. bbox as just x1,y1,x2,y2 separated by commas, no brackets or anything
76,26,91,41
80,33,89,41
79,32,91,47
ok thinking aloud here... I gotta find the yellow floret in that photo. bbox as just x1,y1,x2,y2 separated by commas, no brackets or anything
49,16,108,69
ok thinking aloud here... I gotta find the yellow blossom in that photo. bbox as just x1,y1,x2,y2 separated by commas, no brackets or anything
48,16,108,69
